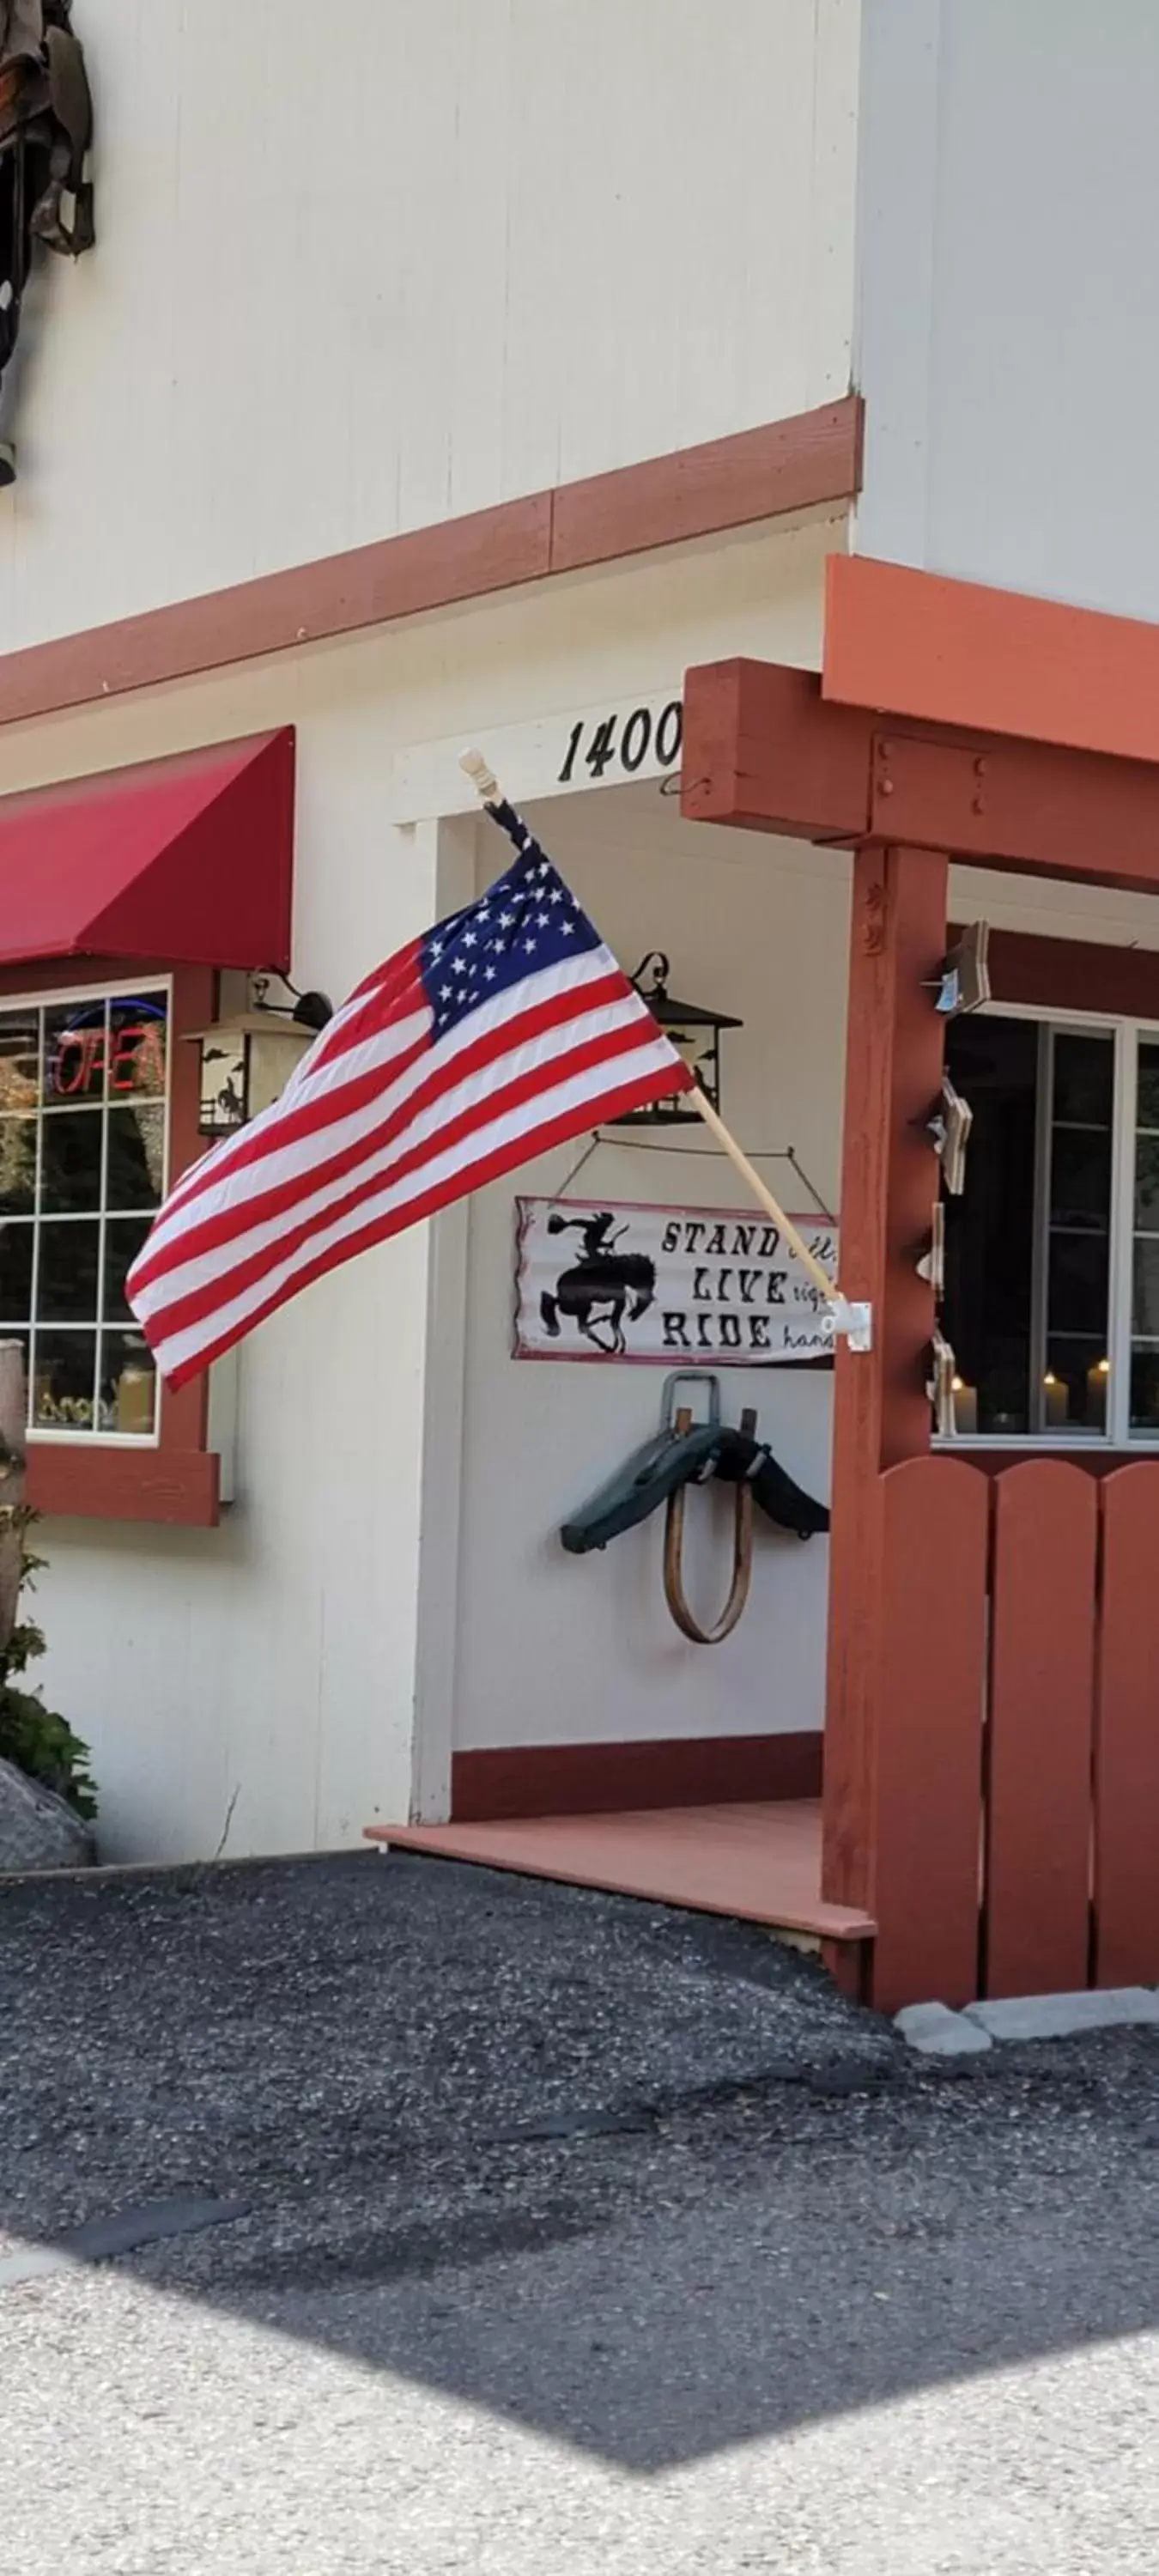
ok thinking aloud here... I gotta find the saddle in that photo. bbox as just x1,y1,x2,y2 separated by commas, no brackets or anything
560,1373,829,1646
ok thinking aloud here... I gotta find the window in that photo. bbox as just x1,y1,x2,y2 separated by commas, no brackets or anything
944,1007,1159,1443
0,981,169,1442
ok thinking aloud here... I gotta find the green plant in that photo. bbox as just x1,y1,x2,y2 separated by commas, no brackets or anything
0,1508,98,1820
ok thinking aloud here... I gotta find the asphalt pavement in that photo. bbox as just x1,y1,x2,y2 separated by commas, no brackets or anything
3,1850,1159,2572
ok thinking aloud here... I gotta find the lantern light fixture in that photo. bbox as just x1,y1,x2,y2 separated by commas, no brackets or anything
616,951,742,1127
188,975,334,1139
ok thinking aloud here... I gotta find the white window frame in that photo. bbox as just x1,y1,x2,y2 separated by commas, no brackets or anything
936,995,1159,1453
0,971,173,1449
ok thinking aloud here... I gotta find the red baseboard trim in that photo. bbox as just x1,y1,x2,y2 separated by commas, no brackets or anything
0,399,861,732
450,1731,823,1821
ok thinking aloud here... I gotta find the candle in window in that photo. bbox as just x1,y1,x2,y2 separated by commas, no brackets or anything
1086,1357,1110,1426
952,1376,978,1436
1043,1371,1069,1431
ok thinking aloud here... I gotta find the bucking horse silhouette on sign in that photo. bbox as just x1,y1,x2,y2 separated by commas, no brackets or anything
539,1211,657,1356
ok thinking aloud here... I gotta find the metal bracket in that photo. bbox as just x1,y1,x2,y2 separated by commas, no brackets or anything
830,1297,873,1353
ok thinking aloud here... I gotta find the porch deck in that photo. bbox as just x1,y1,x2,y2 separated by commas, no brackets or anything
364,1799,876,1945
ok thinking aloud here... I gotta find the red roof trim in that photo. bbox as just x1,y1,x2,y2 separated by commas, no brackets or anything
0,399,862,730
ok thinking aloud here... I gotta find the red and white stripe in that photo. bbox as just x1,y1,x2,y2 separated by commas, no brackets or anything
128,936,689,1388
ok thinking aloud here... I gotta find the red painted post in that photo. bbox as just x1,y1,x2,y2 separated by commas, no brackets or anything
986,1462,1097,1997
871,1457,989,2012
822,844,949,1934
1094,1464,1159,1987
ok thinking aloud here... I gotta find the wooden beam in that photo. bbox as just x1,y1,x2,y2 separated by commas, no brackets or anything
680,657,873,839
822,843,949,1918
825,553,1159,770
682,653,1159,893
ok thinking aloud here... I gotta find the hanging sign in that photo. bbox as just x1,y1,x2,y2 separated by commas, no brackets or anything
514,1196,839,1366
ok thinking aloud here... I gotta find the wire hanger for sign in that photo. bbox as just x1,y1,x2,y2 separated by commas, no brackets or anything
543,1130,835,1226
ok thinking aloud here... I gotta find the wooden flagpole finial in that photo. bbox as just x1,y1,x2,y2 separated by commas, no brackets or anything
458,746,502,805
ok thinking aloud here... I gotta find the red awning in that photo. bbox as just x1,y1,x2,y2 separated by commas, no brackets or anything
0,729,295,972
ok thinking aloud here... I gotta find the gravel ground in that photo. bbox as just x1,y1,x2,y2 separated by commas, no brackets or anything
3,1851,1159,2572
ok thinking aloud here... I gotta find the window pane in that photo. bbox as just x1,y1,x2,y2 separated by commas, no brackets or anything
0,1223,33,1321
40,1109,104,1214
1133,1239,1159,1340
1130,1346,1159,1433
99,1333,157,1437
36,1220,100,1324
102,1219,152,1322
1053,1032,1114,1127
106,1104,165,1210
0,1009,40,1112
108,998,167,1100
0,1118,36,1216
33,1332,98,1432
1138,1042,1159,1130
44,999,107,1106
1136,1133,1159,1230
1050,1127,1112,1231
944,1015,1040,1435
1048,1232,1110,1337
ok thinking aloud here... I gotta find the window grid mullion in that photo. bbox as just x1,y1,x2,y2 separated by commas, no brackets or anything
1106,1024,1135,1446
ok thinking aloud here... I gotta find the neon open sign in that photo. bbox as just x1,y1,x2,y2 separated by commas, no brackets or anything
48,1003,166,1101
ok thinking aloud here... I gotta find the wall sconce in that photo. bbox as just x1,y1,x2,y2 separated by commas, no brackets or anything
616,952,743,1127
189,977,333,1139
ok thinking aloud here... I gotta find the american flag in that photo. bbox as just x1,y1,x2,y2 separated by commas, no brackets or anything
127,799,693,1388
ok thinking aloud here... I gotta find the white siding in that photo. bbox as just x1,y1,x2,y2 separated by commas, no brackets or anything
451,793,849,1761
0,516,837,1859
0,0,859,655
855,0,1159,620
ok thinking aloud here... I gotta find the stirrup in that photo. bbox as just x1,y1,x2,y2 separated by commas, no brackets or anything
661,1404,755,1646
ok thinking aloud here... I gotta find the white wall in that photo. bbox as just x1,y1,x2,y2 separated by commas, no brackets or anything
0,0,859,655
0,516,838,1857
855,0,1159,618
451,789,850,1755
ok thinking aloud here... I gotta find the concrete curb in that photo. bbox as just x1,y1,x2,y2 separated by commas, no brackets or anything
964,1988,1159,2043
897,1988,1159,2051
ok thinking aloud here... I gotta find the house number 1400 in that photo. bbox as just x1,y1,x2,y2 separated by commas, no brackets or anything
558,698,683,785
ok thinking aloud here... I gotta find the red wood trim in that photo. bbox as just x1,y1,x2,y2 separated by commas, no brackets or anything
0,400,862,732
681,655,874,839
822,845,948,1915
2,955,218,1521
550,401,863,573
682,656,1159,892
966,926,1159,1020
825,554,1159,769
450,1731,822,1821
944,1449,1159,1477
985,1461,1097,1997
1094,1464,1159,1988
27,1444,219,1526
870,1457,987,2012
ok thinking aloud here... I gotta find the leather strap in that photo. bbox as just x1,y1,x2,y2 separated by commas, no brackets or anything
661,1406,754,1646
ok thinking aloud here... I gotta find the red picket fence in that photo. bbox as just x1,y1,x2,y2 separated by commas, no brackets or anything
866,1455,1159,2010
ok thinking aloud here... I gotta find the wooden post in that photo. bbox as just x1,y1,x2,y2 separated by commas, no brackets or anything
822,846,949,1919
0,1340,28,1662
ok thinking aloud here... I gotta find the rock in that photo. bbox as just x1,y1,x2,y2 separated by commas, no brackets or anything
0,1756,94,1873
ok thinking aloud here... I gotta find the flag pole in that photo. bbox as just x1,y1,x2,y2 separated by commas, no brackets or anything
685,1083,836,1305
458,747,872,1350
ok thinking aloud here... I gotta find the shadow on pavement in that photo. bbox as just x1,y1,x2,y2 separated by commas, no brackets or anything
3,1851,1159,2471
